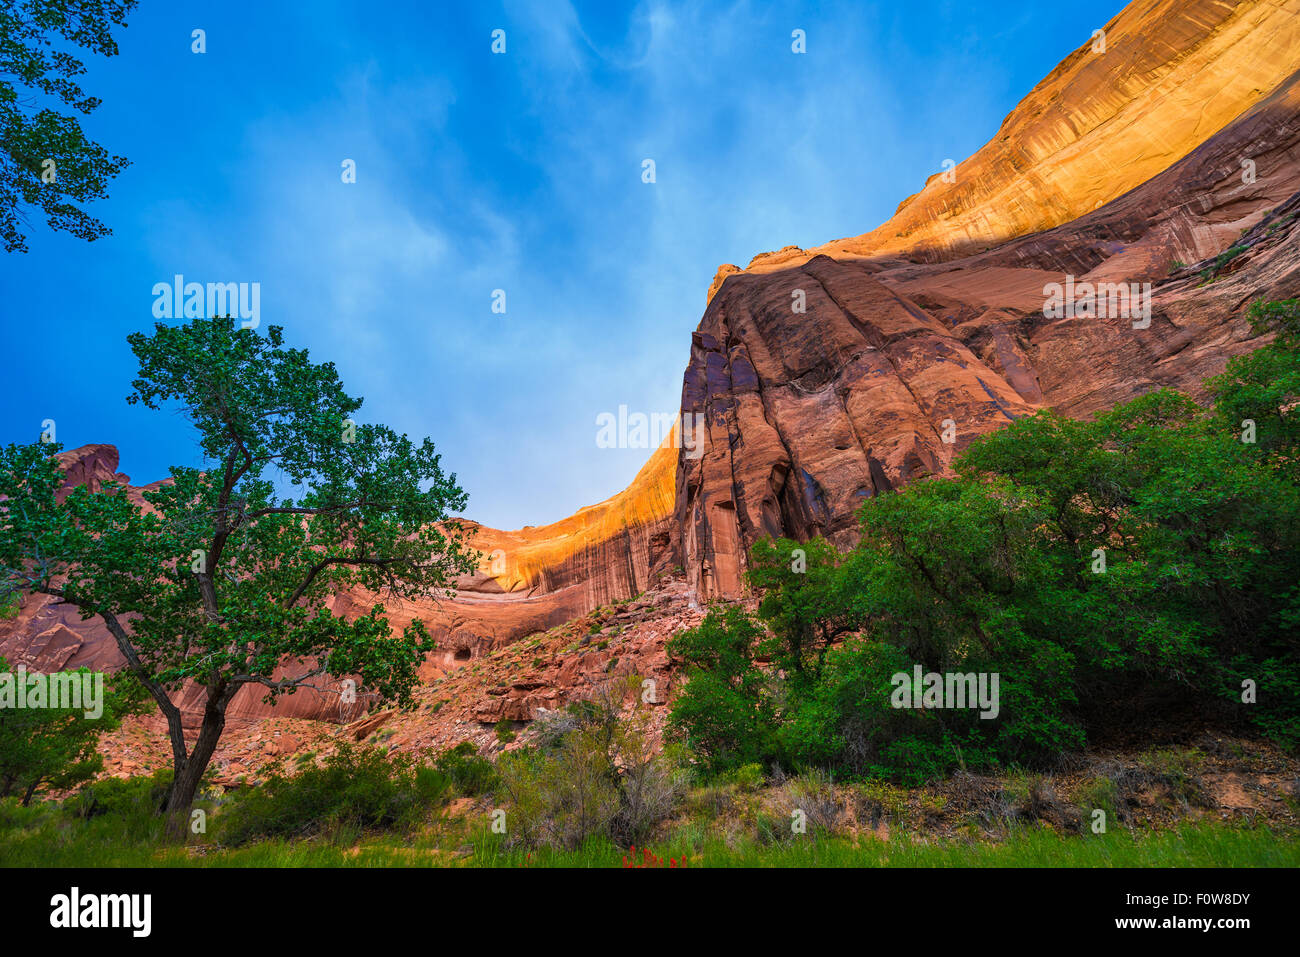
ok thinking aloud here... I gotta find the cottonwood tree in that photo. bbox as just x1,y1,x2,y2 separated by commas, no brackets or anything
0,317,477,829
0,0,136,252
0,656,143,806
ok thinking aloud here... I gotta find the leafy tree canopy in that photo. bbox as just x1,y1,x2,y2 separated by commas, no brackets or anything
0,317,478,819
0,0,135,251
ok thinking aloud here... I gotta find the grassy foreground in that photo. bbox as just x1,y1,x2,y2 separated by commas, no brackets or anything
1,801,1294,868
3,735,1295,868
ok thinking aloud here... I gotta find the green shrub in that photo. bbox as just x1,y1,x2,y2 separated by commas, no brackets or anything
496,730,619,850
435,742,497,796
0,657,145,805
219,744,448,844
665,607,778,774
665,300,1300,783
1076,776,1120,820
496,684,682,849
724,763,766,792
1200,244,1247,282
855,779,909,822
71,768,174,822
1137,749,1213,809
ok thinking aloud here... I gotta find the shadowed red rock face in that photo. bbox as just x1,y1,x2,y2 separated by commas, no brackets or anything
5,0,1300,726
677,259,1036,597
678,65,1300,597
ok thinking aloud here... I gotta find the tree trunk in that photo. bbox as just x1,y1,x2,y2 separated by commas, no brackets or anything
20,779,38,807
163,688,229,838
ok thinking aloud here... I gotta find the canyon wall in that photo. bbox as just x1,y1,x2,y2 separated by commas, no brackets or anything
4,0,1299,723
679,0,1300,598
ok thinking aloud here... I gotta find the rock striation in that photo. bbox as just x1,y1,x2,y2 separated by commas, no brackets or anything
679,63,1300,597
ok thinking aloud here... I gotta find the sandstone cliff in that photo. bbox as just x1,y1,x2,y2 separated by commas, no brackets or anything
678,0,1300,598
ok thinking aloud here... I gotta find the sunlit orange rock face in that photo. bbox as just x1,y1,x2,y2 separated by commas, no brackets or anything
5,0,1300,724
347,432,680,678
707,0,1300,297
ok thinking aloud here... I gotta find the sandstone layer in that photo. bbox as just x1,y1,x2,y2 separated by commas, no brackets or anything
708,0,1300,298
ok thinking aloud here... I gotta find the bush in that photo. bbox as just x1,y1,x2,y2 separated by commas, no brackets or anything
70,768,174,822
665,607,778,774
530,706,581,750
724,763,767,792
765,769,841,839
496,730,620,850
1076,776,1120,822
1200,244,1247,282
219,744,450,844
1135,749,1213,810
495,680,683,849
50,769,183,846
434,741,497,796
610,736,687,847
0,657,145,805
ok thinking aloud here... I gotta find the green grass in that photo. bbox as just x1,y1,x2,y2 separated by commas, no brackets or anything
472,821,1299,868
2,799,1293,868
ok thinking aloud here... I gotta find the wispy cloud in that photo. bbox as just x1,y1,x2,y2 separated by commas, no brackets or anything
0,0,1125,529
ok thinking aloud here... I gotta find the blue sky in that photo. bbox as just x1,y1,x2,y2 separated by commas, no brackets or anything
0,0,1125,529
